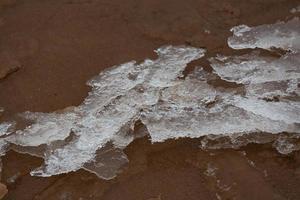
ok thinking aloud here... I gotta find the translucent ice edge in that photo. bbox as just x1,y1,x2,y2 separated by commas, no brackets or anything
228,18,300,52
209,52,300,85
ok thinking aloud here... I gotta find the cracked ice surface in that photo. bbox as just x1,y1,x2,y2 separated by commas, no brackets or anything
141,72,299,143
210,53,300,125
0,18,299,178
209,18,300,153
6,46,205,178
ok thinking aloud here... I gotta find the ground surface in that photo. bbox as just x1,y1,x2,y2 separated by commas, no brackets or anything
0,0,300,199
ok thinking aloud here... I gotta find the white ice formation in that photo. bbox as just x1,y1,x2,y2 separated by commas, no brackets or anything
208,17,300,153
228,18,300,52
0,18,299,179
3,46,206,178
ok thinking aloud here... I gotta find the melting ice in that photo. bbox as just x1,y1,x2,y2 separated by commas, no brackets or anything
0,18,299,179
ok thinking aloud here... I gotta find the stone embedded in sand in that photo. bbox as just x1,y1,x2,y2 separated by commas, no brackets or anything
290,6,300,14
0,182,7,199
0,52,21,80
273,134,300,154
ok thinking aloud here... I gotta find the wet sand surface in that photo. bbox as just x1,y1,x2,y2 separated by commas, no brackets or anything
0,0,300,199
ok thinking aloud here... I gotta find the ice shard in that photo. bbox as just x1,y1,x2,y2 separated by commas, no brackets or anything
209,52,300,84
228,18,300,52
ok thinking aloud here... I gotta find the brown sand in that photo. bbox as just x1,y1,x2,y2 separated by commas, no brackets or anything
0,0,300,199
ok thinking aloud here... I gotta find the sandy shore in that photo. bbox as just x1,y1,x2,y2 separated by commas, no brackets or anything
0,0,300,199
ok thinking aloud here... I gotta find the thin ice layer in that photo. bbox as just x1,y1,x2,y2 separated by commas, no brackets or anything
209,52,300,84
210,53,300,123
228,18,300,52
141,75,299,142
245,79,300,99
3,37,300,179
211,19,300,127
142,104,298,142
232,97,300,124
7,46,205,178
204,19,300,154
9,111,79,146
215,62,298,115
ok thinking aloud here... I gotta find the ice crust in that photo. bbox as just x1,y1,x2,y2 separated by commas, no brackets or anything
5,46,206,178
0,18,299,179
228,18,300,52
210,52,300,84
212,18,300,124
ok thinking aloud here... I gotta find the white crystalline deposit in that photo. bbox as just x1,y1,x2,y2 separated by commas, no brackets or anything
6,46,205,178
209,18,300,153
228,18,300,52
